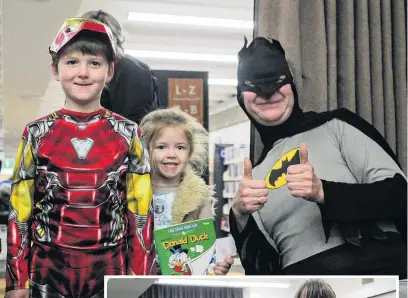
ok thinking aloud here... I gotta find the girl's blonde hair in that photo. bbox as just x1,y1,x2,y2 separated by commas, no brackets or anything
139,107,208,175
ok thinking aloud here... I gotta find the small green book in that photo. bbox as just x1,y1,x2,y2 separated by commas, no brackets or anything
154,218,217,275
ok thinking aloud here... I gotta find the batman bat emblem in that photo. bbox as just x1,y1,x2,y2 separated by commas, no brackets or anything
265,148,300,189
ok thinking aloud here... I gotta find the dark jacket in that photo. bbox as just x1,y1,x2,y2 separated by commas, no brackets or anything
0,180,10,226
101,54,159,124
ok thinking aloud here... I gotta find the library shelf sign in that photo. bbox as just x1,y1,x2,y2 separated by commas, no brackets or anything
153,70,209,130
168,78,204,125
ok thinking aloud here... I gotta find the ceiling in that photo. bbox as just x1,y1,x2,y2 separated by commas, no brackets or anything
3,0,254,157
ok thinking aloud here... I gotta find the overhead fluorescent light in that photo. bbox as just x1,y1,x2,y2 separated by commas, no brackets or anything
155,278,290,289
128,12,253,29
125,49,237,63
209,78,237,86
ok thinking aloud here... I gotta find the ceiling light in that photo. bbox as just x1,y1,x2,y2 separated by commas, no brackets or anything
128,12,253,29
125,49,237,63
209,78,237,86
155,278,290,289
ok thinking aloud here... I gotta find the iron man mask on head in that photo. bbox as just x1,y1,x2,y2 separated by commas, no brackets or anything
49,17,117,59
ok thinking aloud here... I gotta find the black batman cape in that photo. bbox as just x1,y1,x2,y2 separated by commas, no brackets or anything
255,108,401,168
230,37,407,275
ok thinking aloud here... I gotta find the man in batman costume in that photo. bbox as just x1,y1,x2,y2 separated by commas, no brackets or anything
229,37,407,280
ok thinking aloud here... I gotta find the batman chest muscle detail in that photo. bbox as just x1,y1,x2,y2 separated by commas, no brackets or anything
253,126,357,224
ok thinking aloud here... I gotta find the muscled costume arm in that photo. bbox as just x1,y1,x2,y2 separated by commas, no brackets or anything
6,127,36,292
319,119,407,243
126,126,154,275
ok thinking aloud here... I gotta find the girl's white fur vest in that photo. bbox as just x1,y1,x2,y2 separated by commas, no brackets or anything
171,166,215,224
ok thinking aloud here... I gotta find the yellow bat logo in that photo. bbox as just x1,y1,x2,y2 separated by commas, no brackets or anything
265,148,300,189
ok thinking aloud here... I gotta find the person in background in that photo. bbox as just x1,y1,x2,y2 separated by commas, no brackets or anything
82,10,160,124
0,180,11,225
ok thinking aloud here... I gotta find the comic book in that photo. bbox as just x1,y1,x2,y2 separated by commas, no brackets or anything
154,218,217,275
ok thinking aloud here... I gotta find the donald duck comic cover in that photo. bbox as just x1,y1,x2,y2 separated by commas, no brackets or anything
154,218,217,275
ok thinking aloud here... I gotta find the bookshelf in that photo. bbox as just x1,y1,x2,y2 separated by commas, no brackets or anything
219,144,249,235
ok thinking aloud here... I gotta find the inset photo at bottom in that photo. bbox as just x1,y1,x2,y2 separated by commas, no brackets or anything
105,276,401,298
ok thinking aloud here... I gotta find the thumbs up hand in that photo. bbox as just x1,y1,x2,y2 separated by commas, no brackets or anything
299,142,309,165
242,157,254,179
231,158,269,216
286,143,324,203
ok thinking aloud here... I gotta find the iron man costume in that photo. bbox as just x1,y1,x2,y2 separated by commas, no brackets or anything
6,108,154,297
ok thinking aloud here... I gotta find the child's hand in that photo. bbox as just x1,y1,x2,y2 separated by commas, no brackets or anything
214,257,234,275
5,289,30,298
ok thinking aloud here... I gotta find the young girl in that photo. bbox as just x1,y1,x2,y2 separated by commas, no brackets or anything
140,107,233,275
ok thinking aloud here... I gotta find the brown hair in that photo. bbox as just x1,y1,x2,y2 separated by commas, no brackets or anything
51,32,115,71
139,107,208,175
294,279,336,298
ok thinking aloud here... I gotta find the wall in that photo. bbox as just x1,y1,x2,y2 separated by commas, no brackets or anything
209,120,251,162
0,0,3,161
344,278,397,298
209,105,249,132
375,292,397,298
248,288,288,298
245,278,397,298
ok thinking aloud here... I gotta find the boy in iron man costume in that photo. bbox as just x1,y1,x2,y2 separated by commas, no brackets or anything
5,18,154,298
